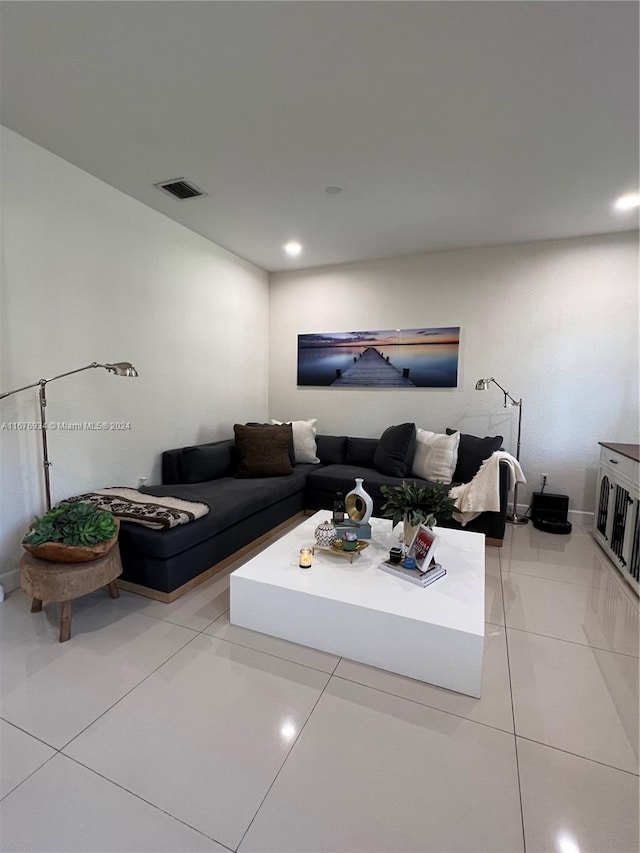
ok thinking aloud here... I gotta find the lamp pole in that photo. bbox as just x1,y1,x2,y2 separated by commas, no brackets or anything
475,376,528,525
509,396,527,525
1,361,138,510
38,381,52,509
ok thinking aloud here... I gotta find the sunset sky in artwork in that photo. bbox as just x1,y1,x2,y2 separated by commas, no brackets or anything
299,327,460,348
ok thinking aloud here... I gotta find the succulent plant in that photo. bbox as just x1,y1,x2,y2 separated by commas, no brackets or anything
380,480,457,529
23,502,118,547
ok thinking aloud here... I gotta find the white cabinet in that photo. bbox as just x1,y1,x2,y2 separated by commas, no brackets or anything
593,443,639,594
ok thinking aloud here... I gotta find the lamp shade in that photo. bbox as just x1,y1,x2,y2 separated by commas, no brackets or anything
475,378,490,390
103,362,138,377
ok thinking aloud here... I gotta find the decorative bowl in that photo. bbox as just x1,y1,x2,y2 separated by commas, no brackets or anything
23,520,120,563
331,539,369,554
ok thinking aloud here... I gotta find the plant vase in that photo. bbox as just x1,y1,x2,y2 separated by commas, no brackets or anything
22,502,120,564
381,480,455,546
23,519,120,563
403,514,434,544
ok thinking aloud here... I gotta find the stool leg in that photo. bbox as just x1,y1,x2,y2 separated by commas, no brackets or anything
106,581,120,599
31,598,43,613
59,600,72,642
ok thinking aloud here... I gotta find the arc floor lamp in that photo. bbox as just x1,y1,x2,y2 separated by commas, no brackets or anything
0,361,138,511
475,376,528,525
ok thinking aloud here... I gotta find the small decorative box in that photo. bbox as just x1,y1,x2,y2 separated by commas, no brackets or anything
334,521,372,540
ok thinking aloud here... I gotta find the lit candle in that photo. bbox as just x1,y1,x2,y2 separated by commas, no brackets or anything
299,548,313,568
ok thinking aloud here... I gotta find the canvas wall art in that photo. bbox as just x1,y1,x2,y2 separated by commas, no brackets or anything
297,327,460,387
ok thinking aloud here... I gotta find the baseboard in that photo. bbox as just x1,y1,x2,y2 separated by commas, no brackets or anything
568,509,594,523
117,512,306,602
0,567,20,595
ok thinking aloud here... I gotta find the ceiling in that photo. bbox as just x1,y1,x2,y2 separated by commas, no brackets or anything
1,1,638,272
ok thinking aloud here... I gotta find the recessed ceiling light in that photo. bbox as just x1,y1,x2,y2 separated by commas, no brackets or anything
614,192,640,211
325,186,342,195
284,241,302,257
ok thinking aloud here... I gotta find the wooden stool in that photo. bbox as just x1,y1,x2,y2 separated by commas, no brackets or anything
19,545,123,642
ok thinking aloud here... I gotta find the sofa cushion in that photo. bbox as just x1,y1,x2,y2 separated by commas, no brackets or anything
305,464,436,504
181,443,234,484
345,437,378,467
271,418,320,464
446,429,503,483
374,423,416,477
316,435,347,464
411,429,460,484
234,423,293,478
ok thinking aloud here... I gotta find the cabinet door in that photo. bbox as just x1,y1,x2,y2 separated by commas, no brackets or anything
626,496,639,588
596,472,611,539
594,447,640,594
610,481,632,566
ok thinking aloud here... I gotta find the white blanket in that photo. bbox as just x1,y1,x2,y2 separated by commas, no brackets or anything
449,451,525,526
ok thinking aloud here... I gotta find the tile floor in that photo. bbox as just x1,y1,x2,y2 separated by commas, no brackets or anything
1,519,638,852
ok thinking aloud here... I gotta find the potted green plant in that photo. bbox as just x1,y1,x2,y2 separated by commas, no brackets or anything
23,502,119,563
380,480,457,543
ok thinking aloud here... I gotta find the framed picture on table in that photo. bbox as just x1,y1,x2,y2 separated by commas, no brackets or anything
407,524,440,572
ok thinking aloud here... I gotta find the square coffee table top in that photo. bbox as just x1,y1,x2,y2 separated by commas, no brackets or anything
231,511,485,637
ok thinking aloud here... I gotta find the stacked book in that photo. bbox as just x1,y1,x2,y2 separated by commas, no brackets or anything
380,559,446,587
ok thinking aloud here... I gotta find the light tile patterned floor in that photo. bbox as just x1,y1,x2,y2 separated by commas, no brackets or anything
1,520,638,852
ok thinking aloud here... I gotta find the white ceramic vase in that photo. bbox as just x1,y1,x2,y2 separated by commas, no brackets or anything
345,478,373,525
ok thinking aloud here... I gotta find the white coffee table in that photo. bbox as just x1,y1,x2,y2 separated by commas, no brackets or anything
230,512,485,697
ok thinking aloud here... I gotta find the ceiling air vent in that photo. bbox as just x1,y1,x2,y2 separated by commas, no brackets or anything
154,178,206,200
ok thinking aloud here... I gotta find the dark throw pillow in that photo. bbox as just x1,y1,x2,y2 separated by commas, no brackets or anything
446,429,503,483
245,422,295,465
374,423,417,478
234,423,293,478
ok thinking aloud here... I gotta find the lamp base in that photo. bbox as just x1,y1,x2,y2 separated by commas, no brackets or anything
507,513,529,526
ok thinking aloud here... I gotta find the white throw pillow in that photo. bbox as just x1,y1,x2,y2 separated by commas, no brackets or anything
271,418,320,464
411,428,460,484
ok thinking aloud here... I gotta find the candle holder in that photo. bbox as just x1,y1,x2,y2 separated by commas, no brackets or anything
299,548,313,569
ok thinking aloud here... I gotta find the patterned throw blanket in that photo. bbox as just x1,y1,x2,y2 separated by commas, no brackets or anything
66,488,210,530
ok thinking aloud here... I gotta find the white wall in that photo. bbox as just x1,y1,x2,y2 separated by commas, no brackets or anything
0,127,269,589
269,233,639,515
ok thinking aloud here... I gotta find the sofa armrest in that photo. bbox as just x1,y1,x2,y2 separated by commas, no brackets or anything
162,447,184,484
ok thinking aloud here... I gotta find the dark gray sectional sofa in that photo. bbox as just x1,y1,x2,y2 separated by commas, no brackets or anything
305,436,509,542
117,432,509,599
